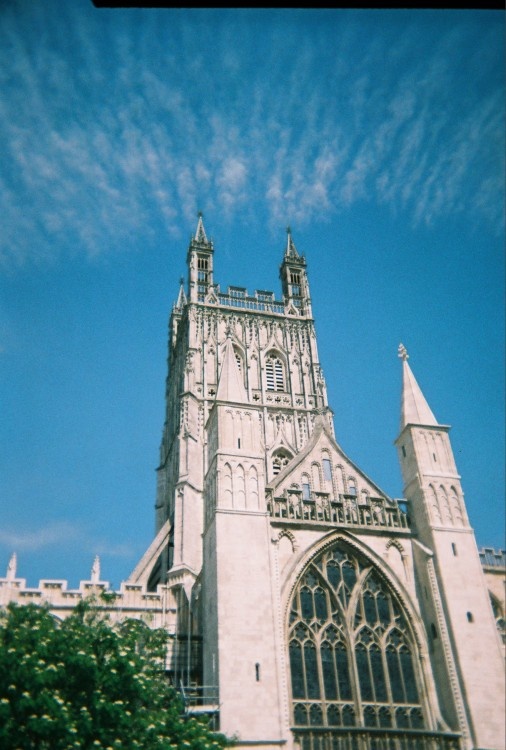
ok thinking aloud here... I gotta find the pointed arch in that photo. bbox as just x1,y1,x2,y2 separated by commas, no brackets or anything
429,484,442,524
311,462,322,491
223,462,233,506
248,465,259,509
287,538,429,732
347,477,357,496
264,349,287,392
278,529,298,554
439,485,453,524
272,448,293,478
450,486,464,526
236,463,246,508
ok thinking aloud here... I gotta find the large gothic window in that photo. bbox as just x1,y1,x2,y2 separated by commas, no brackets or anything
288,543,425,732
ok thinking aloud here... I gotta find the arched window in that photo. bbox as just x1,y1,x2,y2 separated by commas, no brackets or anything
272,450,292,477
288,542,425,732
265,353,285,391
302,474,311,502
233,347,246,386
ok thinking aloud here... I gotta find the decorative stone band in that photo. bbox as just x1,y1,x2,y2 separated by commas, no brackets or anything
267,492,409,531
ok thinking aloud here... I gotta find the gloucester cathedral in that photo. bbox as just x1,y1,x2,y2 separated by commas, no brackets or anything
1,216,504,750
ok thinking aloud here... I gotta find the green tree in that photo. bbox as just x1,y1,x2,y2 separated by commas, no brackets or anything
0,600,231,750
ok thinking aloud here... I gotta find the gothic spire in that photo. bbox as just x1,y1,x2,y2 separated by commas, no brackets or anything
216,333,247,403
398,343,438,430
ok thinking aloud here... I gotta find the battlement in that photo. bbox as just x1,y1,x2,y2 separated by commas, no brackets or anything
0,573,177,628
479,547,506,570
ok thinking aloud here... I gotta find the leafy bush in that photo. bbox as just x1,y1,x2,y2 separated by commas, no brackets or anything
0,600,230,750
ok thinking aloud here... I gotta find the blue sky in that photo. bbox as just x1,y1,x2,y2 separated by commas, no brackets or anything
1,5,504,589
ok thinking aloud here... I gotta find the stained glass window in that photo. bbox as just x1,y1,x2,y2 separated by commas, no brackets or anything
288,542,425,730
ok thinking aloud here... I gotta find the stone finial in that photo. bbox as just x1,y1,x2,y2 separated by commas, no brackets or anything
398,343,409,361
6,552,17,580
91,555,100,583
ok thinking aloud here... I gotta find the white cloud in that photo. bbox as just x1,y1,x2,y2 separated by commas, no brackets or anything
0,7,503,269
0,521,138,561
0,522,81,552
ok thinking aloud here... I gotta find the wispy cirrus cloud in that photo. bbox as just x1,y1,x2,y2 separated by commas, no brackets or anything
0,5,503,269
0,520,137,560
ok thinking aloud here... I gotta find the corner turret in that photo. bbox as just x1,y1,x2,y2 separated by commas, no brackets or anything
187,212,214,302
279,227,312,316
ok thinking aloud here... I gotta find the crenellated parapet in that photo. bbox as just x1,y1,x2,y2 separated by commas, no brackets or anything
0,572,176,630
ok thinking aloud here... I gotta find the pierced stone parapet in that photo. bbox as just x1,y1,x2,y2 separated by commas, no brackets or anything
266,490,410,531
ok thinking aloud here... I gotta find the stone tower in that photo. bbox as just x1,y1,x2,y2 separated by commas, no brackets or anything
395,345,505,750
146,217,504,750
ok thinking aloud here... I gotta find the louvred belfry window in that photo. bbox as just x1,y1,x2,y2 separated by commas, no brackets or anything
266,353,285,391
288,542,426,731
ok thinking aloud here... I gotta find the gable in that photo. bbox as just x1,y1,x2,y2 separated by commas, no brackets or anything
267,416,391,504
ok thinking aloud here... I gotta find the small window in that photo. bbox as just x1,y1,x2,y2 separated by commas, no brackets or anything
323,459,332,482
452,543,457,556
255,663,260,681
466,612,474,623
290,271,301,285
302,482,311,501
433,453,437,462
401,446,406,458
431,623,437,639
272,451,291,476
348,479,357,496
266,354,285,392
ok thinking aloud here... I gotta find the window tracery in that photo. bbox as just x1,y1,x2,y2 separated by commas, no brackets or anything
288,542,425,731
272,450,292,477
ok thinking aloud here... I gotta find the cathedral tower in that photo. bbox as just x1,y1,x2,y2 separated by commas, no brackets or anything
146,218,503,750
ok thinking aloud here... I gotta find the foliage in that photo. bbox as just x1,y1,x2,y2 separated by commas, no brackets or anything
0,600,230,750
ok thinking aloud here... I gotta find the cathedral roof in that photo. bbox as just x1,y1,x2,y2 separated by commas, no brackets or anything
398,343,438,430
